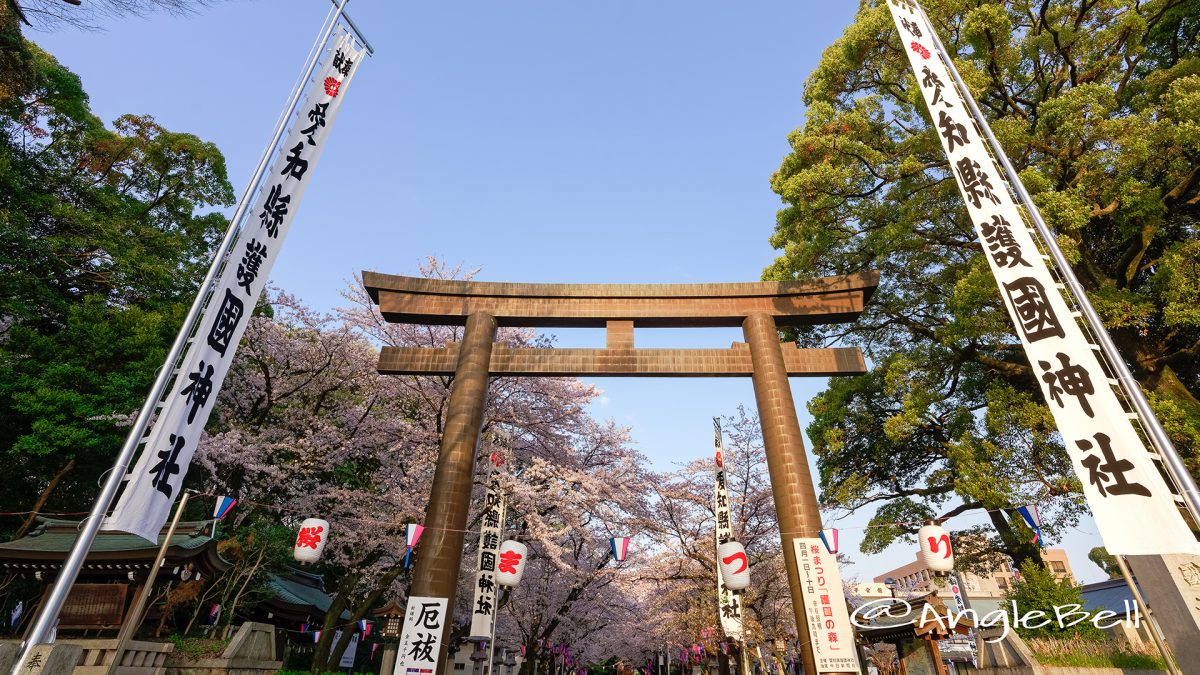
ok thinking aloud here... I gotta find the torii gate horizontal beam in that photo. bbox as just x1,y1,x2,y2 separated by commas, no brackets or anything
378,342,866,377
363,271,879,328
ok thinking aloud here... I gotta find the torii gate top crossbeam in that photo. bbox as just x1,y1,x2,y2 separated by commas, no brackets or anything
363,271,879,377
363,271,879,328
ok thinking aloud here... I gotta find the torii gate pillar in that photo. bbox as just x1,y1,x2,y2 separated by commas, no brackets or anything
365,272,878,675
409,312,497,603
744,312,826,673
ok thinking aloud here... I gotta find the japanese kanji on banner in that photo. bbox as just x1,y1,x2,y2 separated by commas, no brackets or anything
394,596,447,675
104,33,366,541
793,539,860,673
469,471,506,638
884,0,1199,555
712,419,743,640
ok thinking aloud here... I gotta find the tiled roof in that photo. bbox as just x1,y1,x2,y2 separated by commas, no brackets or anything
265,574,334,612
0,518,215,554
0,514,213,552
1080,578,1136,616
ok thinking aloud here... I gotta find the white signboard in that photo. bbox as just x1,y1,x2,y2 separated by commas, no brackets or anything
884,0,1199,555
469,471,506,637
335,630,360,668
793,538,860,673
394,596,448,675
713,419,743,640
105,31,367,541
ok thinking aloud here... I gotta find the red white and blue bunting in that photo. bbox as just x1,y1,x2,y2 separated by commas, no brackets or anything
610,537,630,562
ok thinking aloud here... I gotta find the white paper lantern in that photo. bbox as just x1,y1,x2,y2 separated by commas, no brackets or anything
495,540,528,587
294,518,330,563
717,541,750,590
919,523,954,573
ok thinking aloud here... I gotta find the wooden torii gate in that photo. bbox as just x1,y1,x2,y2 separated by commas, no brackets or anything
364,271,879,675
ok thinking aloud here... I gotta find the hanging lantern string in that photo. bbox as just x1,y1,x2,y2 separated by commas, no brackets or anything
220,492,1045,533
4,499,1051,535
185,491,486,535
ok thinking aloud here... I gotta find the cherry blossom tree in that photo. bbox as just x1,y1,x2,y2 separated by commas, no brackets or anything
487,419,655,673
636,407,795,665
193,288,432,668
194,259,661,670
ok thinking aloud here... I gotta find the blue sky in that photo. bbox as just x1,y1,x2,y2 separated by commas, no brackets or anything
34,0,1108,582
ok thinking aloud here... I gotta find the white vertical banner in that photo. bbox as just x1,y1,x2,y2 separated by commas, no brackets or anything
884,0,1198,556
469,470,506,638
104,32,366,541
336,630,361,668
713,419,743,641
792,539,859,673
394,596,448,675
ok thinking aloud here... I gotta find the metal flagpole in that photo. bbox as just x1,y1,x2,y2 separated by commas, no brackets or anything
917,4,1200,527
12,3,350,671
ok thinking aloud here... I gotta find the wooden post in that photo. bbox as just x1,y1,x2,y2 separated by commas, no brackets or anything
408,312,497,674
107,491,190,675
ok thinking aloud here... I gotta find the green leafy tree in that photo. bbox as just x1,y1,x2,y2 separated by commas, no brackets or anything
1087,546,1122,580
0,43,233,531
1006,559,1104,640
768,0,1200,569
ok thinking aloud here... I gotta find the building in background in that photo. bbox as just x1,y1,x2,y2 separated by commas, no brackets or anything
872,549,1075,602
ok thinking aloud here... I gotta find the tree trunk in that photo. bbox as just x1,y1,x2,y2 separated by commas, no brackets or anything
313,564,404,672
14,458,75,539
184,579,222,635
717,648,731,675
516,640,537,675
222,545,265,628
311,572,358,672
988,508,1041,571
153,582,175,638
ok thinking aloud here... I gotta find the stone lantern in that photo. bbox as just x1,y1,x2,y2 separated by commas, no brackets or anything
374,600,407,675
375,600,406,638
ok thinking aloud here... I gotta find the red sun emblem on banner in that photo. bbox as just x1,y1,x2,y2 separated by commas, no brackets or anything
715,451,724,468
323,77,341,97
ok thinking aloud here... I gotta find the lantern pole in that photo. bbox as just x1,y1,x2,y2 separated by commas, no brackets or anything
487,616,498,675
107,490,191,675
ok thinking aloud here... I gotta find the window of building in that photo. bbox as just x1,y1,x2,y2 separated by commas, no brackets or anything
997,578,1009,590
1051,561,1067,573
455,664,466,671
